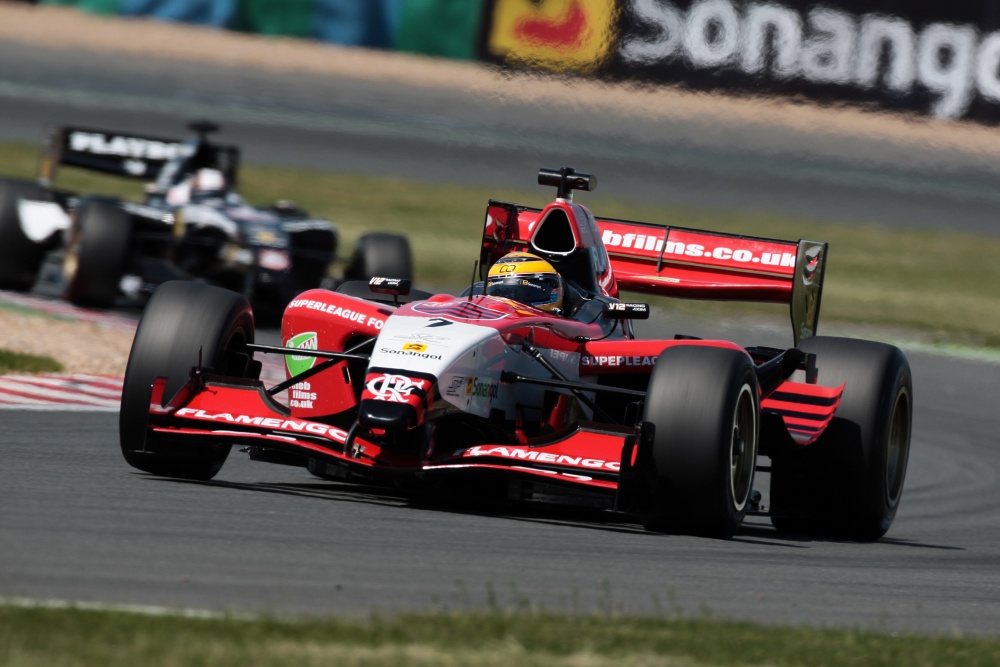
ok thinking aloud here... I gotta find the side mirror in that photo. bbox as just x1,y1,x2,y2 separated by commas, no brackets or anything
603,302,649,320
369,277,411,297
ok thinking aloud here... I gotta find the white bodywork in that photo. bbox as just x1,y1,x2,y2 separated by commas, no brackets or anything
371,313,590,420
17,199,71,243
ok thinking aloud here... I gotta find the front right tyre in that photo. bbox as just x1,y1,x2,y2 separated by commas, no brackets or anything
119,281,255,480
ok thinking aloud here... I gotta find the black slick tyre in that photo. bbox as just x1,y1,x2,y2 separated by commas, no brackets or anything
119,281,255,480
0,177,50,291
343,232,413,282
639,345,760,538
62,199,132,308
769,336,912,541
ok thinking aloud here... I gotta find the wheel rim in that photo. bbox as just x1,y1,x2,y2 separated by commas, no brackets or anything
730,383,757,511
885,388,911,506
62,243,80,284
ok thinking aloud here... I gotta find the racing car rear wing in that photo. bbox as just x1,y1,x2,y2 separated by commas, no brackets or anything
482,201,827,344
37,125,240,186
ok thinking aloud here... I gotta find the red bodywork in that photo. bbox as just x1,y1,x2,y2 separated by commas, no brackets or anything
144,189,842,503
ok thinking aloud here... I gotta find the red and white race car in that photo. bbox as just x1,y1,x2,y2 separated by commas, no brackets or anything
119,167,912,540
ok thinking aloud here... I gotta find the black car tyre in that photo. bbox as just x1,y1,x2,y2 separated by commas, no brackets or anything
769,336,912,541
0,177,50,291
119,281,255,480
640,345,759,538
288,227,337,292
344,232,413,282
63,199,131,308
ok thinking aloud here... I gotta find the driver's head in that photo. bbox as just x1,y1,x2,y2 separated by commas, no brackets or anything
191,168,226,199
486,251,563,314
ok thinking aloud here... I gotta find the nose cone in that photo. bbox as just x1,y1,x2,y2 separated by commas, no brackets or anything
358,371,434,431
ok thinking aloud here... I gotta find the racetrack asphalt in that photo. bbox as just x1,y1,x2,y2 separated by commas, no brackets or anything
2,346,999,636
2,23,1000,636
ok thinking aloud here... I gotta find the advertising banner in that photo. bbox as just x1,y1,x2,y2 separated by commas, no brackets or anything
484,0,618,72
396,0,485,60
480,0,1000,123
41,0,119,13
42,0,483,57
119,0,235,27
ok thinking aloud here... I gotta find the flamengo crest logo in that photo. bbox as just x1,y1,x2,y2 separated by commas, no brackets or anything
366,374,427,402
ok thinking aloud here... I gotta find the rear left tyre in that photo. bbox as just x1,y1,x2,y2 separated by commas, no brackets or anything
639,345,759,538
119,281,255,480
769,336,912,541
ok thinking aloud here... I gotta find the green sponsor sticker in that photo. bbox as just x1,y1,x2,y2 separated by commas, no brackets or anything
285,331,318,376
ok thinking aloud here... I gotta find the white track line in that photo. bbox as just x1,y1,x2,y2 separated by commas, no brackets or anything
0,596,255,620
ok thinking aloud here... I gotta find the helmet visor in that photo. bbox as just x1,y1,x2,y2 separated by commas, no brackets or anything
486,274,561,309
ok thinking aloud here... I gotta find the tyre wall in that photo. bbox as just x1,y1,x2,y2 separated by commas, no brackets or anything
40,0,1000,123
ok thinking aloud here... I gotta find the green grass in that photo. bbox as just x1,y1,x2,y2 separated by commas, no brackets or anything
0,349,62,374
4,140,999,348
2,606,999,667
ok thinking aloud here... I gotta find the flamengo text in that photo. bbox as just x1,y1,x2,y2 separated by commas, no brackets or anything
462,445,620,471
176,408,348,441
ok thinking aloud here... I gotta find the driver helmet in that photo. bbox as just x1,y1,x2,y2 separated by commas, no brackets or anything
191,168,227,200
486,251,563,314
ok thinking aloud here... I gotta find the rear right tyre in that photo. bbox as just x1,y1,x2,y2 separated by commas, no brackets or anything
343,232,413,283
62,199,132,308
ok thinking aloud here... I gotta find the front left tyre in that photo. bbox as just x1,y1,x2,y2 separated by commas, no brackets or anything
119,281,256,480
638,345,760,538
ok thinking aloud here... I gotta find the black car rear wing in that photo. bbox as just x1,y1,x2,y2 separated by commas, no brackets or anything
38,125,240,187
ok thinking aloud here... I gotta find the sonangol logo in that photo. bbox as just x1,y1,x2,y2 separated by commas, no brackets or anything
366,374,427,402
488,0,617,72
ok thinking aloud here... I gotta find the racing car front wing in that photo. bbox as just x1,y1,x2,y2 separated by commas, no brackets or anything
146,372,627,494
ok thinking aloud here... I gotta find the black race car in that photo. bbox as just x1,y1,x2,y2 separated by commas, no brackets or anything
0,122,411,314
